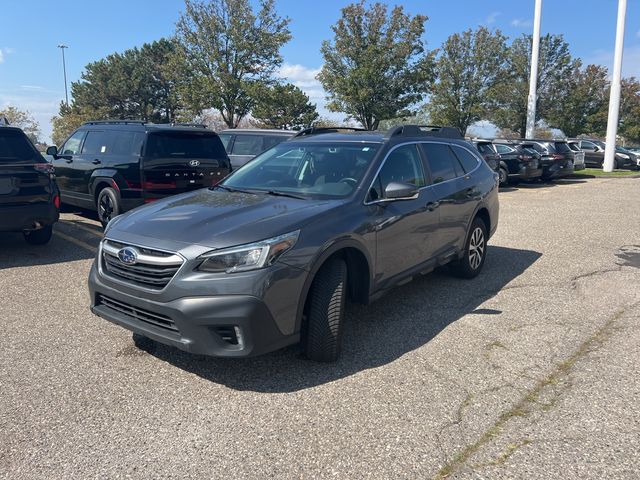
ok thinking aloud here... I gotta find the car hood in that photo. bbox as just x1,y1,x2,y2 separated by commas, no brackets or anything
108,189,343,250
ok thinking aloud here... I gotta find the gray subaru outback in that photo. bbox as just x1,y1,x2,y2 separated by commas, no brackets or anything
88,125,499,362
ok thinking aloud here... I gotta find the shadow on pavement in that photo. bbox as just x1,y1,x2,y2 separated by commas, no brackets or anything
147,245,542,392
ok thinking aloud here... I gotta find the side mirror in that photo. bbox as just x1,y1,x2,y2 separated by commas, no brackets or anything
384,181,418,200
46,145,58,157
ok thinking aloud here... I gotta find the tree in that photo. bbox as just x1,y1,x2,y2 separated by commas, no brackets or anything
427,27,508,136
251,83,318,129
490,34,579,137
317,1,434,130
619,77,640,144
545,65,609,137
50,102,100,146
0,106,41,143
175,0,291,128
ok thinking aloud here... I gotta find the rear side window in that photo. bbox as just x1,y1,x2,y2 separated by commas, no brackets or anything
218,133,233,151
452,146,480,173
495,144,515,154
61,130,85,155
476,143,496,155
232,135,264,156
145,132,227,159
81,131,108,155
262,135,289,151
0,129,41,163
107,131,144,156
422,143,462,183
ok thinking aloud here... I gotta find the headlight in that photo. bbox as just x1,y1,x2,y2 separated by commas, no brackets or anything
197,230,300,273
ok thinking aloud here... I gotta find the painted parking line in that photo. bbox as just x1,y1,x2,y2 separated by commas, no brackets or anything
53,230,98,254
66,221,104,238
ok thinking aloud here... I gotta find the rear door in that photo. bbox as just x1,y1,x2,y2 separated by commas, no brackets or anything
142,130,231,201
0,129,52,207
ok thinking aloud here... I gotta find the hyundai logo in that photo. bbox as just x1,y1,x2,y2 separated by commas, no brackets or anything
188,160,200,167
117,247,138,265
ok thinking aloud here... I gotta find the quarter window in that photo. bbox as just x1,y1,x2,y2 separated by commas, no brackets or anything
422,143,462,183
452,146,480,174
107,131,144,156
61,130,85,155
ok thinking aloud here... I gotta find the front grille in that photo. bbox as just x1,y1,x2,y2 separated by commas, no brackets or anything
101,239,183,290
97,294,178,332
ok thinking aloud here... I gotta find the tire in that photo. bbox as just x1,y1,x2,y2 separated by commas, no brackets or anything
303,258,348,362
498,167,509,187
450,217,488,279
132,333,156,353
97,187,120,228
23,225,53,245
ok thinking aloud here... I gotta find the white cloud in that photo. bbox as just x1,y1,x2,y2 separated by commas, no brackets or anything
20,85,44,91
510,18,532,28
484,12,500,25
0,51,3,64
0,47,15,64
586,45,640,78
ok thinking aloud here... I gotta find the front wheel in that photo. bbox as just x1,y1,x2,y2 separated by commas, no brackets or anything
23,225,53,245
303,258,348,362
450,217,488,279
97,187,120,228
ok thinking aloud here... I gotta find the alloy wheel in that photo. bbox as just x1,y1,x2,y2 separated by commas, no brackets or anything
99,194,113,223
469,227,485,270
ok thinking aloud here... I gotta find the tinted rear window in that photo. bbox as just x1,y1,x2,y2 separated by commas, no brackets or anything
554,142,572,153
476,143,496,154
145,132,227,159
0,129,41,164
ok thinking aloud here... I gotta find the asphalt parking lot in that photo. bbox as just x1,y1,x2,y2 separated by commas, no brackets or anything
1,177,639,479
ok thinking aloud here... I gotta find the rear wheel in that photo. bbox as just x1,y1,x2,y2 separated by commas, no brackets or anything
23,225,53,245
303,258,348,362
498,167,509,187
97,187,120,228
450,217,488,279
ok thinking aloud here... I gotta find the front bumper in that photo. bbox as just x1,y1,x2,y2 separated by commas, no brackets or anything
0,202,59,232
88,259,303,357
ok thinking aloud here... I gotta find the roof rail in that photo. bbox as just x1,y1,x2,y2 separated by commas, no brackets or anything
82,120,147,126
385,125,463,139
293,126,369,138
0,116,10,126
165,122,208,128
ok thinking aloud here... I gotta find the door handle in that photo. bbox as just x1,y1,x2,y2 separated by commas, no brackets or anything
426,201,440,211
92,159,101,165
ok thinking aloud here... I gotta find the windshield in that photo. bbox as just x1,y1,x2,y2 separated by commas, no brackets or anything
221,141,381,198
0,129,42,164
145,132,227,159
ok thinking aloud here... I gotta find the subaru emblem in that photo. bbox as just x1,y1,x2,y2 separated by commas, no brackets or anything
189,160,200,167
117,247,138,265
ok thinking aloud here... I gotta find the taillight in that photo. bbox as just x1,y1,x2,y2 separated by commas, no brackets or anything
144,180,176,189
53,194,60,210
144,198,158,204
552,154,563,160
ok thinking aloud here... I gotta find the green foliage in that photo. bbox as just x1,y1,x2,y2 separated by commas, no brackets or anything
318,1,434,130
0,106,41,143
428,27,508,136
545,65,609,137
175,0,291,128
251,83,318,129
619,77,640,144
490,34,579,137
50,102,100,146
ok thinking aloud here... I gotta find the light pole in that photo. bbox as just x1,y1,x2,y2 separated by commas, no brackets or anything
603,0,627,172
525,0,543,139
57,44,69,107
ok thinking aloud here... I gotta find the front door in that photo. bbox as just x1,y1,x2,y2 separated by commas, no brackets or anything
52,130,86,201
371,143,441,284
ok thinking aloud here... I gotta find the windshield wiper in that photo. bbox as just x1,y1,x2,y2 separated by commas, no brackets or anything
211,185,257,195
264,190,306,200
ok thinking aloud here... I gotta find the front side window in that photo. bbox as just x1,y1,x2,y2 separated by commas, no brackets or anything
422,143,462,183
81,131,107,155
223,141,380,198
369,144,425,201
581,140,596,150
61,130,85,155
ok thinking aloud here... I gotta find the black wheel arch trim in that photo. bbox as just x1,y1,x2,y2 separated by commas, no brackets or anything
293,236,374,333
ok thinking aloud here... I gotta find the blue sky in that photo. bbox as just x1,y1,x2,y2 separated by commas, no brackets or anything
1,0,639,142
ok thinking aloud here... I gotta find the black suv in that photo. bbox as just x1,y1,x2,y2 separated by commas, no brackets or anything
0,122,60,244
48,121,231,226
525,140,575,179
492,140,543,186
89,125,499,362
